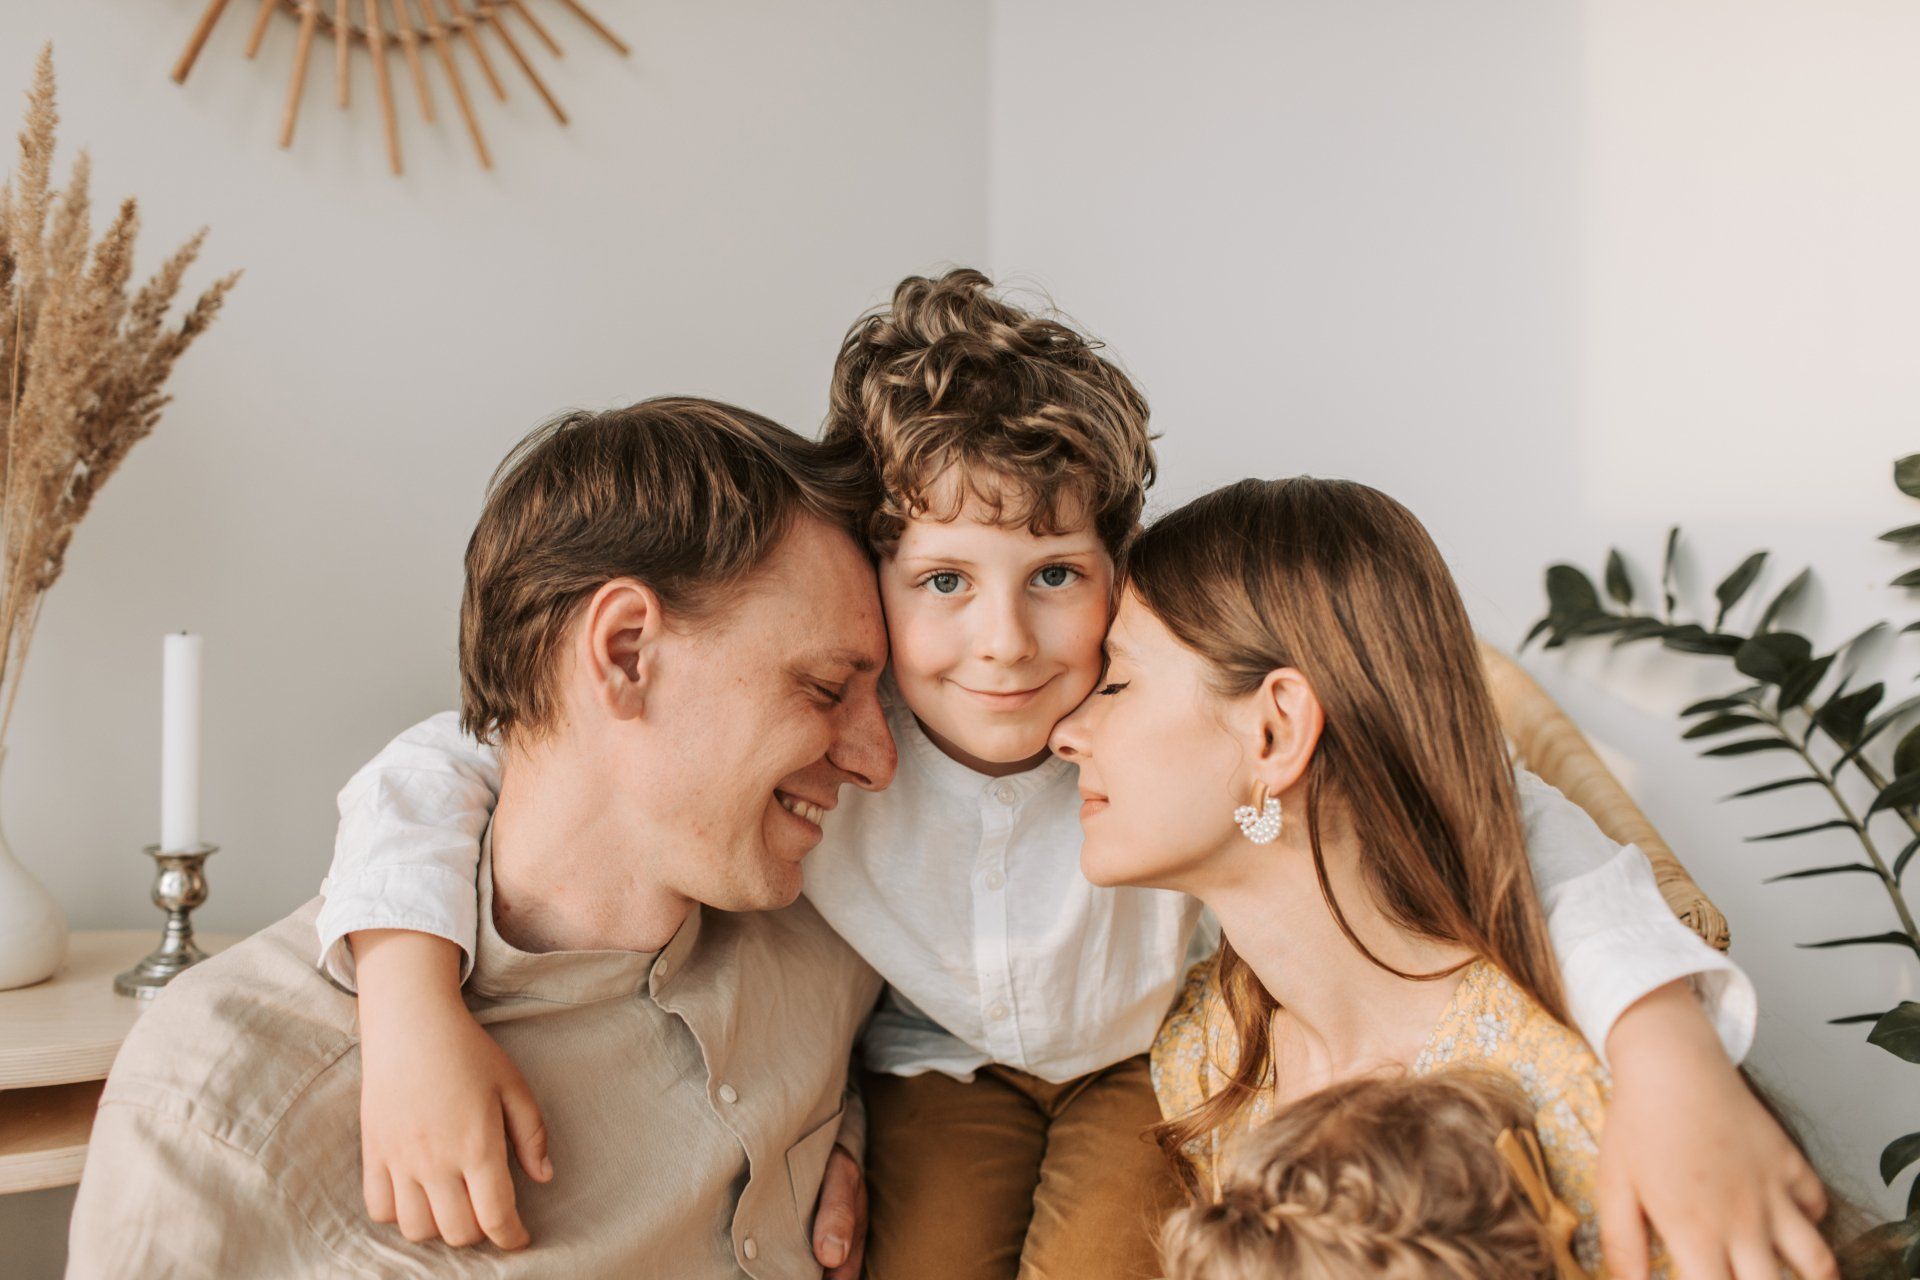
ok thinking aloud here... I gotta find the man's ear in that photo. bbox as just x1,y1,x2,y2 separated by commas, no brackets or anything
1247,667,1326,801
577,578,664,721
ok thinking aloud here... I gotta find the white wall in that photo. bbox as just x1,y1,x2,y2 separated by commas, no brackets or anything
989,0,1919,1217
0,0,987,1269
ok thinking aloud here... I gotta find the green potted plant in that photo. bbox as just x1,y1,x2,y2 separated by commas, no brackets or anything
1526,461,1920,1274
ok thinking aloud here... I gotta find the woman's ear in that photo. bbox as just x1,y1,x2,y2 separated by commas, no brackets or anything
577,578,663,721
1247,667,1325,799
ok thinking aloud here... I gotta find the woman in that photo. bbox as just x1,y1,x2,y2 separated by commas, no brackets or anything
1047,477,1837,1280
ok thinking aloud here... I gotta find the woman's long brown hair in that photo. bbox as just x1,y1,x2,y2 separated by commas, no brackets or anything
1130,477,1570,1189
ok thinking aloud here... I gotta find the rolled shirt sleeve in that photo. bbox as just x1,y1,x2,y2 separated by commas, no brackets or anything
1519,769,1756,1066
316,712,502,990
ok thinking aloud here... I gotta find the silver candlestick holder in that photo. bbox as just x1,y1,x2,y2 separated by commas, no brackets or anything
115,843,217,999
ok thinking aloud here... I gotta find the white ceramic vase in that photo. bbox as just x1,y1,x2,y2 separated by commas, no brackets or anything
0,748,69,989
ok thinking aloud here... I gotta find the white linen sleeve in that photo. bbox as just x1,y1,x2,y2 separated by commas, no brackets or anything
1516,768,1757,1067
315,711,502,991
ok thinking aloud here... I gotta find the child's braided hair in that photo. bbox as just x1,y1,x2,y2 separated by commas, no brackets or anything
1160,1071,1563,1280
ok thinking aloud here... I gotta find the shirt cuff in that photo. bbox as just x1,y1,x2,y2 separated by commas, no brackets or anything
1557,921,1757,1070
315,865,480,991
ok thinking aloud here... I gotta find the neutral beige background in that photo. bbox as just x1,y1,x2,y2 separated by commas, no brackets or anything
989,0,1919,1228
0,0,988,1270
4,0,1917,1273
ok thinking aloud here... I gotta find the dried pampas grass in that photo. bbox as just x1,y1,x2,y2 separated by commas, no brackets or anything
0,45,239,748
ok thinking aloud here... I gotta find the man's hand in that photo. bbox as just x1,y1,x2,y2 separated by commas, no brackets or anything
1597,980,1835,1280
811,1144,868,1280
352,930,554,1252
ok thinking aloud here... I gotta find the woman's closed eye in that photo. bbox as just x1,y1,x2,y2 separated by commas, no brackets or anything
1095,681,1130,696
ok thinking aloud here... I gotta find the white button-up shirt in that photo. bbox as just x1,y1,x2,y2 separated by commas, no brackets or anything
319,703,1754,1086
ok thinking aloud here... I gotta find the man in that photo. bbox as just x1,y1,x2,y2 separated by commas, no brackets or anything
66,398,897,1278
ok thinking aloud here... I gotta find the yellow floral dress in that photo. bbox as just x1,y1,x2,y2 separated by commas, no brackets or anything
1151,958,1650,1279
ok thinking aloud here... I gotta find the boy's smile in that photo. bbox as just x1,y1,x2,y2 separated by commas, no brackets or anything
878,486,1114,778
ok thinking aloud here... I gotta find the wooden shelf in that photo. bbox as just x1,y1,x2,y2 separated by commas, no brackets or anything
0,929,241,1194
0,1080,103,1194
0,932,158,1090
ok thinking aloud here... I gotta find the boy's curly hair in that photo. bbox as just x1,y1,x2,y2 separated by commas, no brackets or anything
823,268,1157,557
1160,1072,1563,1280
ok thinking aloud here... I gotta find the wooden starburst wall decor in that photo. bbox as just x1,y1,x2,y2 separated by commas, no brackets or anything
171,0,630,175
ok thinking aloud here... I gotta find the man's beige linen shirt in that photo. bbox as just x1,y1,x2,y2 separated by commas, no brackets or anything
67,844,881,1279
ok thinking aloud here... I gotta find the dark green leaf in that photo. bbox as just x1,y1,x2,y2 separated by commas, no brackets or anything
1661,625,1745,657
1764,863,1880,882
1682,714,1764,739
1683,689,1765,717
1701,737,1797,758
1840,621,1890,658
1871,772,1920,815
1800,932,1920,956
1777,653,1835,711
1545,564,1602,619
1911,1174,1919,1219
1605,550,1633,607
1565,615,1635,637
1660,525,1680,618
1756,567,1811,633
1880,523,1920,546
1897,835,1920,883
1904,620,1920,635
1609,618,1672,647
1894,724,1920,782
1724,776,1824,800
1817,682,1885,745
1870,1003,1920,1064
1886,1135,1920,1186
1895,568,1920,589
1521,616,1553,650
1897,454,1920,499
1713,551,1768,628
1746,820,1860,843
1734,632,1814,686
1834,695,1920,772
1829,1011,1889,1025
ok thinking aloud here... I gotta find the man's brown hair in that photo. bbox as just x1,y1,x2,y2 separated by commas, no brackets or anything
824,268,1157,557
459,396,866,745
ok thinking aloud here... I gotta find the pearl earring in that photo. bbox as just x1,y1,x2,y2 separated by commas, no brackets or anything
1234,781,1283,845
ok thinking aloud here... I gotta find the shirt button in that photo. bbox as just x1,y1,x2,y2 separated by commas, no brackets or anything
718,1083,739,1105
987,1002,1008,1021
993,783,1016,805
743,1236,759,1261
984,870,1006,890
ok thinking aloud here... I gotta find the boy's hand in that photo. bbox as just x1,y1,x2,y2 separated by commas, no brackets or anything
1597,980,1835,1280
352,930,554,1251
811,1144,867,1279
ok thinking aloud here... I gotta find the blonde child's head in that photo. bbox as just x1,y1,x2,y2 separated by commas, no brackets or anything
1160,1072,1569,1280
824,269,1157,772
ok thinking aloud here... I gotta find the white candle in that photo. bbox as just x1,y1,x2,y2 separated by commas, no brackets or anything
160,632,203,852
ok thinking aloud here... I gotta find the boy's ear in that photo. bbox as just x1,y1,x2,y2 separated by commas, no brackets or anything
1246,667,1325,800
578,578,664,721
